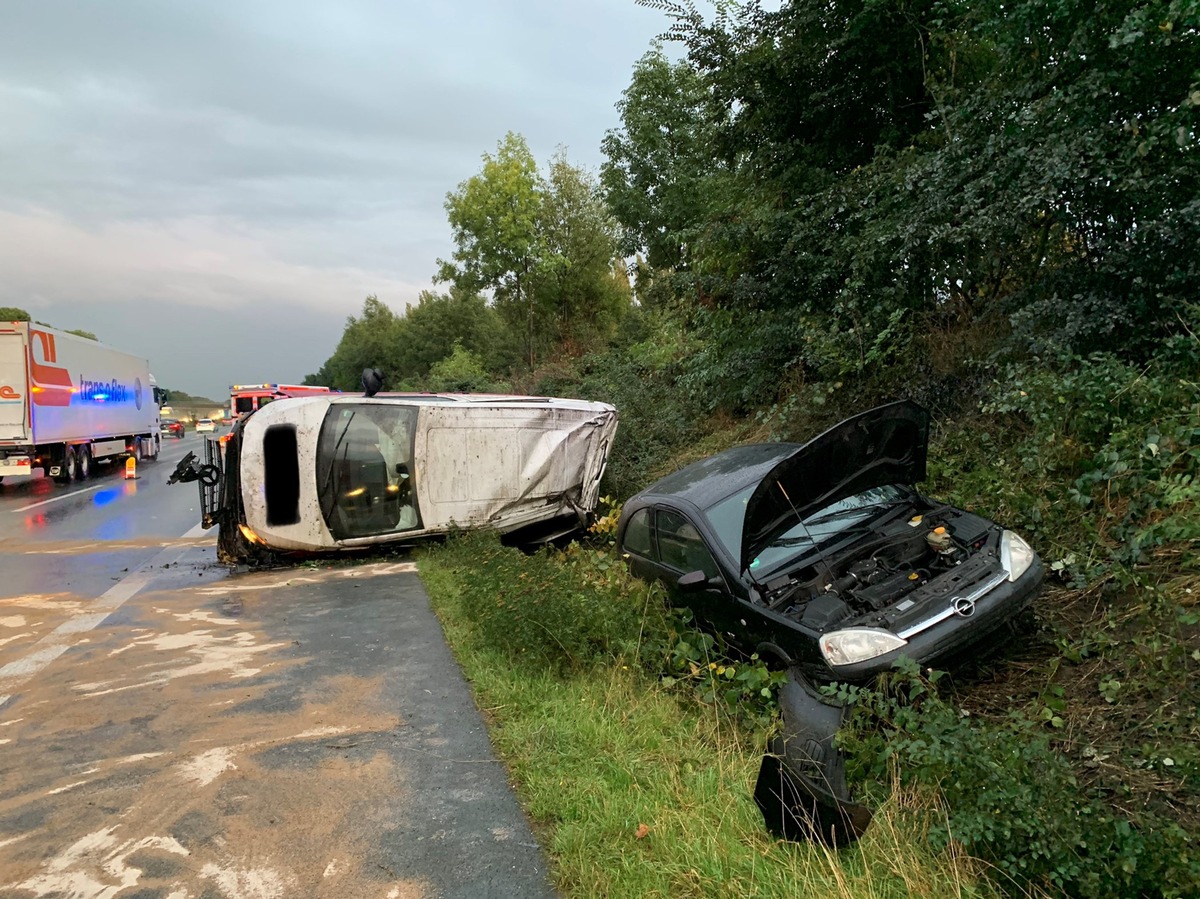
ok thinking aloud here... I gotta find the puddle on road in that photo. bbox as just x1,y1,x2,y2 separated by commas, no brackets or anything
0,577,429,899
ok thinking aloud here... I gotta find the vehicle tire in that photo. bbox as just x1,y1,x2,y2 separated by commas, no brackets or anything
57,447,76,484
133,438,143,462
76,446,92,480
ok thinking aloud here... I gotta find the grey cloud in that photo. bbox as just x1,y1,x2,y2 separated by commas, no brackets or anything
0,0,664,393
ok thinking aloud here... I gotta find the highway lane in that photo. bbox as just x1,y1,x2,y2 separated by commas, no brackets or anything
0,432,211,601
0,431,556,898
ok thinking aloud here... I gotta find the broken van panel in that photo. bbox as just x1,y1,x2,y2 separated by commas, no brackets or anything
171,393,618,564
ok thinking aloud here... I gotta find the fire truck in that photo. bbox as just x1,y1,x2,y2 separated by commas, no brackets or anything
229,383,333,423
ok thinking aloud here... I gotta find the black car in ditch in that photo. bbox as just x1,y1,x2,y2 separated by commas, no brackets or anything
616,400,1043,844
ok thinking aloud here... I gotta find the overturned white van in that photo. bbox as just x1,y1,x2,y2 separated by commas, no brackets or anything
171,393,618,564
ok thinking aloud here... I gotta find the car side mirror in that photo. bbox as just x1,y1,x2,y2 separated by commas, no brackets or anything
395,462,409,477
677,570,716,592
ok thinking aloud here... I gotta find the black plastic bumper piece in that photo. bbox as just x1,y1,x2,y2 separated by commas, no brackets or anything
754,670,872,846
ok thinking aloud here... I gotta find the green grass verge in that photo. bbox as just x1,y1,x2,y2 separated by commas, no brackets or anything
417,537,1001,899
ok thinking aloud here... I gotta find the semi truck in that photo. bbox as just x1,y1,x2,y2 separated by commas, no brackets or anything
0,322,161,484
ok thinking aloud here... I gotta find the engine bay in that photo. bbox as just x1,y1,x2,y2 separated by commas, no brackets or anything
758,505,998,630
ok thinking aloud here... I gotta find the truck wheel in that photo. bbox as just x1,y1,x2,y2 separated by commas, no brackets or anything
133,439,143,462
57,447,76,484
76,447,92,480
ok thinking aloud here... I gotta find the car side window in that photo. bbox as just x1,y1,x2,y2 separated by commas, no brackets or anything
621,508,653,557
656,509,718,578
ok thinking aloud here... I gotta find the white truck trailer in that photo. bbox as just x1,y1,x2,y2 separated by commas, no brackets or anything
0,322,161,484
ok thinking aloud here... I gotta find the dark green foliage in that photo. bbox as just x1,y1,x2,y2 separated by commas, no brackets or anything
610,0,1200,402
427,527,786,725
651,609,789,728
448,531,660,672
0,306,32,321
398,288,521,378
307,291,519,391
425,343,500,393
438,135,632,368
837,661,1200,898
573,306,709,497
600,48,722,270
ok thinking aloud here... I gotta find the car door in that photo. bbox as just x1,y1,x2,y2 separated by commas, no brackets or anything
621,505,738,635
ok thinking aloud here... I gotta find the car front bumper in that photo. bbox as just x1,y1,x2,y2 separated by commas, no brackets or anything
818,556,1044,683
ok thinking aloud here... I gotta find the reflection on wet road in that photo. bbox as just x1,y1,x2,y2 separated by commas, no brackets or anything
0,434,555,898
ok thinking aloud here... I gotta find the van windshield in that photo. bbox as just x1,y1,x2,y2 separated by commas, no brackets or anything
316,403,421,540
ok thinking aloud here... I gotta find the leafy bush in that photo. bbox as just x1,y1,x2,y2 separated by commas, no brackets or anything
448,530,659,672
836,661,1200,898
433,514,787,725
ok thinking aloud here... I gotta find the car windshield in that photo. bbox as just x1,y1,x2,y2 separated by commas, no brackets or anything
316,403,421,540
703,483,909,575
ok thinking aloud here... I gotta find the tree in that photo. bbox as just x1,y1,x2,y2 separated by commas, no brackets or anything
395,287,520,378
438,133,546,367
65,329,98,341
600,47,722,272
438,134,634,368
0,307,31,322
533,153,631,350
318,296,406,390
426,342,497,393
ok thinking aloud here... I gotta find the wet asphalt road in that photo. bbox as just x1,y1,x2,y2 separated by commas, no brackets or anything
0,433,556,899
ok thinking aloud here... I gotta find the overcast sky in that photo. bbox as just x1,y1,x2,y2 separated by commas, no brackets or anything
0,0,667,399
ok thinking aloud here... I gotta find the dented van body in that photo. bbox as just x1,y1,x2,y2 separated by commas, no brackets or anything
174,393,617,564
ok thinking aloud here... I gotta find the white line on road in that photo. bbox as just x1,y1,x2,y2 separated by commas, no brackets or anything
0,521,211,707
12,484,105,511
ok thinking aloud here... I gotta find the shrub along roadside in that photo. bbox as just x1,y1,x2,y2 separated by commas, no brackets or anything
416,532,1000,899
835,661,1200,899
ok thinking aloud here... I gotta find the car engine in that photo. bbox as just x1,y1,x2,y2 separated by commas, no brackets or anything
760,507,997,628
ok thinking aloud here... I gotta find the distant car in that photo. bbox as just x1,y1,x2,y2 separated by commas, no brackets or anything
617,401,1043,845
160,418,185,439
170,393,618,565
195,419,216,433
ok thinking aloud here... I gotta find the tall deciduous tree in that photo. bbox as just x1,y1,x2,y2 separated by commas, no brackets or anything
438,134,632,367
438,132,545,367
534,152,629,350
600,48,720,273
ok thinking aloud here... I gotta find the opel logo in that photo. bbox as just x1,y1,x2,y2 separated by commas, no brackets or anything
952,597,976,618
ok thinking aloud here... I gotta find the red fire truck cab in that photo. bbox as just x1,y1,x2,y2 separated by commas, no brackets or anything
229,383,333,423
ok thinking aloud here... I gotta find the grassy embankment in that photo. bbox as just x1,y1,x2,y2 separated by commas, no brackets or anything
417,531,1004,899
413,338,1198,898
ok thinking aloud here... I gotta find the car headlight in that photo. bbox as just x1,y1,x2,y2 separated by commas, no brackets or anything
1000,529,1034,582
819,628,908,667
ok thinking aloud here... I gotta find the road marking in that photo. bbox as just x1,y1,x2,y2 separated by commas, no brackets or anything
0,522,210,707
13,484,104,511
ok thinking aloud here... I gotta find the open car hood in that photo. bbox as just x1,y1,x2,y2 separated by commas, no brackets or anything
741,401,929,574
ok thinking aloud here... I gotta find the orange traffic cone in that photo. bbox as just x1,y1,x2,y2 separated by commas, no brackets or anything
125,455,137,480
